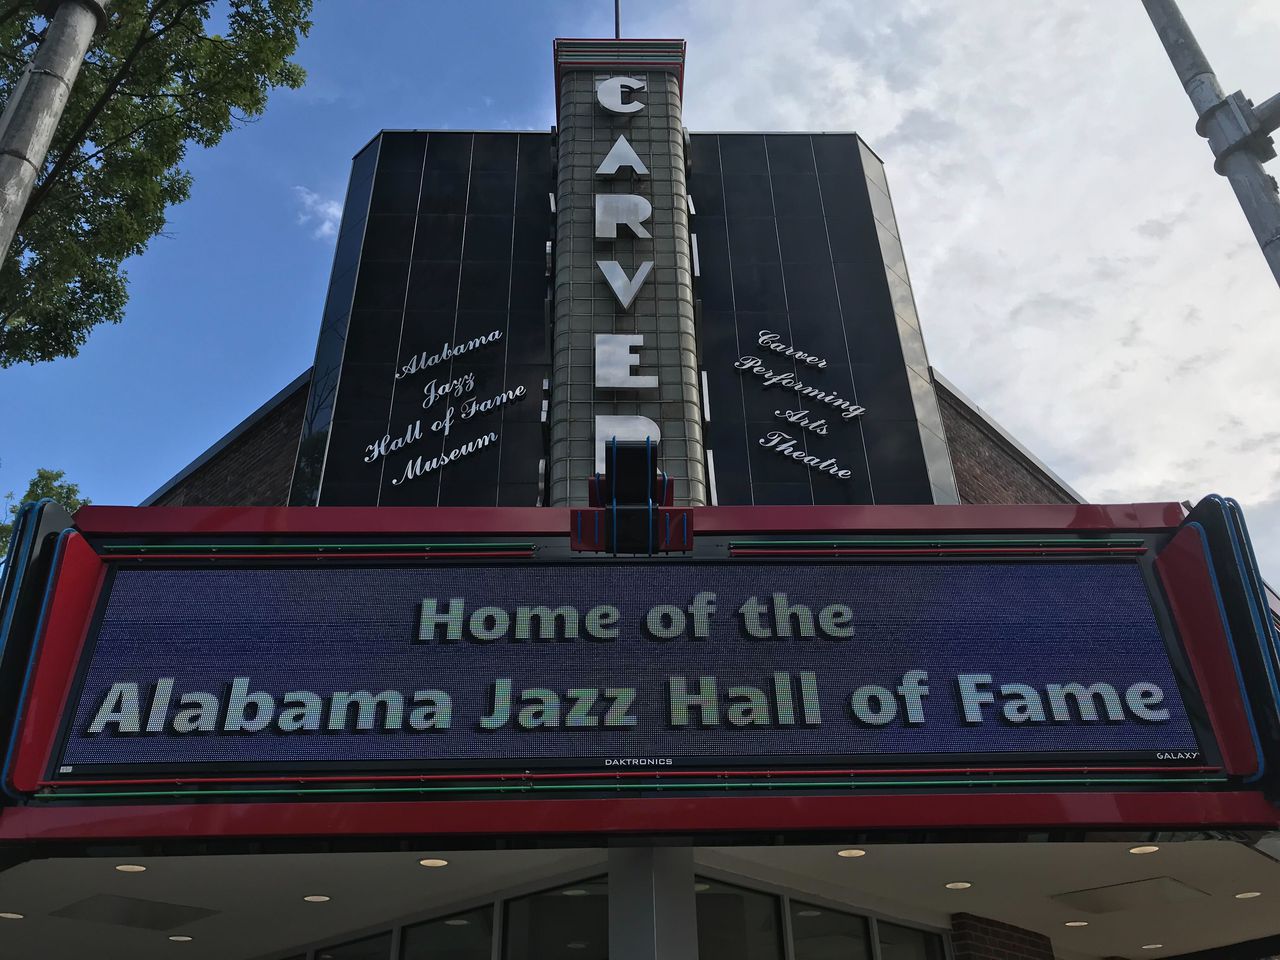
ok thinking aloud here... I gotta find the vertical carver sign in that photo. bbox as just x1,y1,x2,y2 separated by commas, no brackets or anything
550,40,706,506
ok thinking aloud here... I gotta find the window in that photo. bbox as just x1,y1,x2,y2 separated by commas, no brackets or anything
699,876,943,960
279,873,947,960
790,900,872,960
401,905,494,960
503,878,608,960
878,921,946,960
695,878,784,960
315,932,392,960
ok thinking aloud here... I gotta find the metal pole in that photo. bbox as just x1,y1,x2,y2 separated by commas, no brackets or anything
1141,0,1280,287
0,0,109,268
614,0,621,39
608,849,697,960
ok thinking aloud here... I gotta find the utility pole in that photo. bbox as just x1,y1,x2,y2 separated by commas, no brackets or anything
614,0,621,39
1141,0,1280,288
0,0,110,269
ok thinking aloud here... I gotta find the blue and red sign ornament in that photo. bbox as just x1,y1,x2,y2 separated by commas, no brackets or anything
0,497,1277,841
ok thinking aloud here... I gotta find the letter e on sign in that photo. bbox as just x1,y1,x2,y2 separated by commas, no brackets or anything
596,333,657,389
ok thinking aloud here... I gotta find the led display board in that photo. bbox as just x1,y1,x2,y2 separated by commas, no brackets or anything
50,558,1208,776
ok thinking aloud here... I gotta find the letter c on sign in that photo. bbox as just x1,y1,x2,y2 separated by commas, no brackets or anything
597,76,646,114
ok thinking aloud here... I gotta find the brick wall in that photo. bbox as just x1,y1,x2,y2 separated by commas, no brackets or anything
935,380,1078,506
951,913,1057,960
149,368,1078,511
150,378,308,507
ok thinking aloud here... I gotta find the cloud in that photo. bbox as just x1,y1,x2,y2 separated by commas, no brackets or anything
293,186,342,240
877,107,963,153
1136,203,1194,239
631,0,1280,574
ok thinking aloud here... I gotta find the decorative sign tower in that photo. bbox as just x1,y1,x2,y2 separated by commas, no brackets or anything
288,36,959,509
549,40,706,506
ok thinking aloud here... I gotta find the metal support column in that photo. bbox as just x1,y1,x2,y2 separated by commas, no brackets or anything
1142,0,1280,287
608,848,699,960
0,0,110,267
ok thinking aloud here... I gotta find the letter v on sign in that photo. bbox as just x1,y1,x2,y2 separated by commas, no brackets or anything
597,260,654,310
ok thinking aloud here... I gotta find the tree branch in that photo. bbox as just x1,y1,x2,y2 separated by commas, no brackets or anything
52,109,182,180
0,2,28,31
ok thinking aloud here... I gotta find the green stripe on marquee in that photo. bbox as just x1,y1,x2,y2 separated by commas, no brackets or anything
40,775,1228,801
729,537,1147,548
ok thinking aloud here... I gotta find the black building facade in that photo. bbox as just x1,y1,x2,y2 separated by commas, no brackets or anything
286,42,955,510
689,132,951,506
290,131,553,508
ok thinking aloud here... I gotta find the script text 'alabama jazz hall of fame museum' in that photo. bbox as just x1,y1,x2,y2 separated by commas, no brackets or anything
4,37,1280,960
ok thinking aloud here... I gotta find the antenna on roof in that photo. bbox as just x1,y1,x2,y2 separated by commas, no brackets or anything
614,0,621,38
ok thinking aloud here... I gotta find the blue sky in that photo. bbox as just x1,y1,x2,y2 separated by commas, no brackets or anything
2,1,1280,574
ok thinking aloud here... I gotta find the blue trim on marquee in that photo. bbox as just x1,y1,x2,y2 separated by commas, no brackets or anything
646,436,653,556
1184,519,1266,783
0,500,50,673
610,436,618,557
1,527,72,801
1220,496,1280,733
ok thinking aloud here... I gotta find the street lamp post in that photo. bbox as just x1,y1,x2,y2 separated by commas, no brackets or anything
1142,0,1280,288
0,0,110,269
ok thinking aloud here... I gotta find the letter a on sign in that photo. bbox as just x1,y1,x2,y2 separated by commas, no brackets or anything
596,135,648,177
596,333,657,388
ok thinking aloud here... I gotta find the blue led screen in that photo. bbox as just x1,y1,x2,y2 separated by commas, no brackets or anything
56,561,1202,771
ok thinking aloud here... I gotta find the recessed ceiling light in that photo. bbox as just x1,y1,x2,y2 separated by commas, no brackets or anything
0,912,24,920
303,895,331,903
1236,891,1262,899
1129,845,1160,855
836,848,866,858
115,864,147,873
444,918,470,926
1142,945,1164,951
694,882,711,892
418,858,449,868
168,936,193,943
567,943,587,950
562,888,589,896
945,882,972,890
797,909,822,917
1064,921,1089,928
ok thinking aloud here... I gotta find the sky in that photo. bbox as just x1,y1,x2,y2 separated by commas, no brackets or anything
1,0,1279,566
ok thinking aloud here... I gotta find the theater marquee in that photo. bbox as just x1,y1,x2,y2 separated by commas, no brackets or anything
3,496,1275,808
60,560,1203,774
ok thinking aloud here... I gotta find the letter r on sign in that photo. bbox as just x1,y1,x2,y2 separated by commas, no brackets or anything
594,415,661,472
595,195,652,240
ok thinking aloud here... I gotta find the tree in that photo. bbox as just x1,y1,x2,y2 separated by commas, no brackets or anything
0,467,91,556
0,0,312,366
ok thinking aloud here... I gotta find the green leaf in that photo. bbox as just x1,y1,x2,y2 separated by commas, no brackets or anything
0,467,92,554
0,0,313,365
